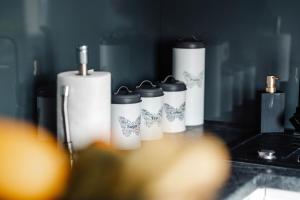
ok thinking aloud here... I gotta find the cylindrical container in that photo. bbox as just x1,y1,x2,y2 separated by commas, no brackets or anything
111,86,141,150
37,86,56,138
274,34,291,81
257,33,292,87
282,66,299,129
205,45,221,120
244,65,257,101
136,80,164,140
205,43,227,119
160,76,187,133
233,68,245,107
99,42,131,90
173,41,205,126
265,33,291,82
221,70,234,113
57,71,111,150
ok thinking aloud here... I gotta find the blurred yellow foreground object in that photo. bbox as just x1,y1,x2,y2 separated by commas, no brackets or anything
63,133,230,200
63,141,123,200
0,118,69,200
119,134,230,200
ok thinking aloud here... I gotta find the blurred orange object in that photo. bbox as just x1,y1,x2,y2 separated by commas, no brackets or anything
63,142,123,200
0,118,69,200
119,134,230,200
145,135,230,200
91,140,114,151
91,140,131,156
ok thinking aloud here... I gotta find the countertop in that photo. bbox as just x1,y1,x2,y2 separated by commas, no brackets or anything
219,161,300,199
185,121,300,199
185,121,255,146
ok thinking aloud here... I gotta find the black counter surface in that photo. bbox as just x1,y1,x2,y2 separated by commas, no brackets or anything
186,121,300,199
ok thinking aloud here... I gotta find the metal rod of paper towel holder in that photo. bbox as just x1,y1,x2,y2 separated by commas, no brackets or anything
78,45,88,76
61,85,74,167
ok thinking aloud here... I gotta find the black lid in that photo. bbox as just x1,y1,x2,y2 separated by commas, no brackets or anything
175,41,205,49
112,86,141,104
160,76,187,92
135,80,164,97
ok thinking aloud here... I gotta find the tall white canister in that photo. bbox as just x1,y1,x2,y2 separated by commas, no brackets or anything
173,41,205,126
111,86,142,150
160,76,187,133
136,80,164,140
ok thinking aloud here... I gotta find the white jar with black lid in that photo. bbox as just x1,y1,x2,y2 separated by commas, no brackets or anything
111,86,141,150
160,76,187,133
173,41,205,126
136,80,164,140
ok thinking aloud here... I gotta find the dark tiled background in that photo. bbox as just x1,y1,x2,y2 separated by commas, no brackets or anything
0,0,299,131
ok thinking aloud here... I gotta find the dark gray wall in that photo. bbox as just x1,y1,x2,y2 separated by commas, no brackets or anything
161,0,300,129
1,0,300,130
0,0,161,123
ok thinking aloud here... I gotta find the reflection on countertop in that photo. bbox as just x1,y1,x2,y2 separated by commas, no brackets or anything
185,120,256,146
219,162,300,200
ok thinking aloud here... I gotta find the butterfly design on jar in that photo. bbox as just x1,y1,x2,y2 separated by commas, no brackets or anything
118,116,141,137
183,71,204,89
141,107,163,128
163,102,185,122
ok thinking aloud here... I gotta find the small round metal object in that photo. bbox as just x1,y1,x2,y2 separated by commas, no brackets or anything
266,75,279,94
258,149,276,161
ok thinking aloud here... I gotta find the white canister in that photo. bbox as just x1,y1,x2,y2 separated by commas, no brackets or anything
160,76,187,133
173,41,205,126
136,80,164,140
111,86,142,150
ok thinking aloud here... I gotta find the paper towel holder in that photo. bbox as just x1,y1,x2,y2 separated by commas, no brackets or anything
61,85,75,167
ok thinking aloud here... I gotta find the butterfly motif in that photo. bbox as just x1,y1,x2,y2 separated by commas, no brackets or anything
163,102,185,122
118,116,141,137
183,71,204,89
142,108,163,128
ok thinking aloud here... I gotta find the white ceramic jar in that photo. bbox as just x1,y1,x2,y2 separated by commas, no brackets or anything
111,86,141,150
160,76,187,133
173,41,205,126
136,80,164,141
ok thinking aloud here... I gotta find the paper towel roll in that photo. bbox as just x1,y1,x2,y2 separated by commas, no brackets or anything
57,71,111,150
